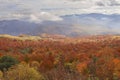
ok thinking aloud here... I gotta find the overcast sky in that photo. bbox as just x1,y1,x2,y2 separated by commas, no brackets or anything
0,0,120,22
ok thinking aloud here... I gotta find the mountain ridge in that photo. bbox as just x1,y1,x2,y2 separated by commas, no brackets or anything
0,13,120,36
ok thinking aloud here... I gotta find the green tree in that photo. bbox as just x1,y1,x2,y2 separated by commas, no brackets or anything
0,55,19,71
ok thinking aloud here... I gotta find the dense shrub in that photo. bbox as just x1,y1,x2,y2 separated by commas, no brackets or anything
4,63,44,80
0,55,19,71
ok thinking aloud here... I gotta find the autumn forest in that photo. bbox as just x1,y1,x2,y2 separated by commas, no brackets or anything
0,35,119,80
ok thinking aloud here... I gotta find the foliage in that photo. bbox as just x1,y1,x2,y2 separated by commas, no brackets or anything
0,36,120,79
4,63,44,80
20,47,32,54
0,55,19,71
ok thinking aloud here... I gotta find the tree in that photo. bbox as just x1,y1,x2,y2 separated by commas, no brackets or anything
4,63,44,80
0,55,19,71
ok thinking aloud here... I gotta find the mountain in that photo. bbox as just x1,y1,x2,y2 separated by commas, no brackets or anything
0,20,39,35
0,13,120,36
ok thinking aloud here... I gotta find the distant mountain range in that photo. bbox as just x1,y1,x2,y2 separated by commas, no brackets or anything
0,13,120,37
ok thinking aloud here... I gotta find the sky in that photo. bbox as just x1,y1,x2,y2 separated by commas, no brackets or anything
0,0,120,22
0,0,120,35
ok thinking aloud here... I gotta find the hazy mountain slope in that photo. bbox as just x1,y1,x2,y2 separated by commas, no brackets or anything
0,13,120,36
0,20,39,35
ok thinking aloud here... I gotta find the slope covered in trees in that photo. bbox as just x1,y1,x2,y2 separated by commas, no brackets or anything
0,35,120,80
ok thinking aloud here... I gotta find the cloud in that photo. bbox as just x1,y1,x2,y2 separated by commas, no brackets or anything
109,0,120,6
1,0,120,17
69,0,80,1
39,0,120,15
0,12,63,23
96,0,120,6
96,2,106,6
29,12,63,22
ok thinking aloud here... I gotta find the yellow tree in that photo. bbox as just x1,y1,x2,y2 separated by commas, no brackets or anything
4,63,44,80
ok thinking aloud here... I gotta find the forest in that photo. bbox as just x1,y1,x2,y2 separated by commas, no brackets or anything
0,35,119,80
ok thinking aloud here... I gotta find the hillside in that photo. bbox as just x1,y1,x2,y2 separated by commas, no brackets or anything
0,34,120,80
0,13,120,36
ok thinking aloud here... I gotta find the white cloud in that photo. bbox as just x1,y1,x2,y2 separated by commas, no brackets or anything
0,0,120,18
0,12,63,23
28,12,63,23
